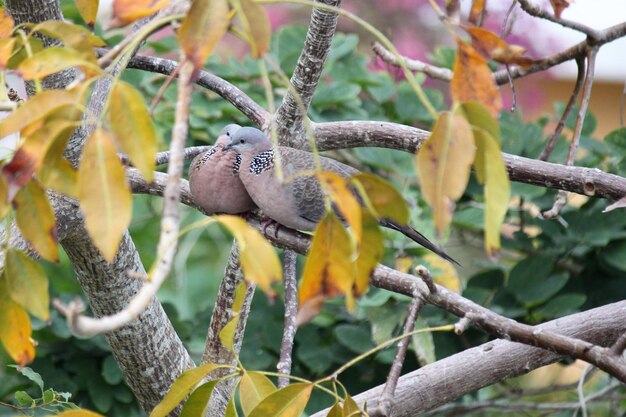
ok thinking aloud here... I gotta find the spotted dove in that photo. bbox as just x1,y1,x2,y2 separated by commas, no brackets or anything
188,124,256,215
223,126,457,263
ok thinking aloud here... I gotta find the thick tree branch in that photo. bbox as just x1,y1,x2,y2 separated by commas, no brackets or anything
274,0,341,147
277,250,298,388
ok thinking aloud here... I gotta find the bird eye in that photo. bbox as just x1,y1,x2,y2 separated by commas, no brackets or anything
240,139,244,144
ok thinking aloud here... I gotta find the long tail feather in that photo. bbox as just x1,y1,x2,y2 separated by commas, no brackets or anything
379,219,460,266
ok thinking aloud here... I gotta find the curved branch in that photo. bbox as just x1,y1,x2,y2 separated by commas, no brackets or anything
124,53,269,126
312,121,626,200
274,0,341,147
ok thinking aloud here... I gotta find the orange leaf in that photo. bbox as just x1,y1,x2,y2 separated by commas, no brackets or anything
465,26,534,67
468,0,486,25
78,129,132,262
178,0,230,68
75,0,100,27
416,112,476,235
298,212,354,323
0,8,14,39
0,276,36,366
111,0,169,27
450,40,501,117
2,148,38,197
550,0,571,18
13,179,59,262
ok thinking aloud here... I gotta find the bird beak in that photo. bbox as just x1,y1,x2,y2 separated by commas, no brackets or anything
222,143,233,152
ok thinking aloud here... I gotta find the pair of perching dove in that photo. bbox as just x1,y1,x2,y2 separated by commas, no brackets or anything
189,124,456,264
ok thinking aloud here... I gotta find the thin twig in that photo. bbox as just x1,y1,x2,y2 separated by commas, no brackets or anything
539,56,586,161
371,290,425,417
516,0,601,39
543,47,598,219
277,250,298,389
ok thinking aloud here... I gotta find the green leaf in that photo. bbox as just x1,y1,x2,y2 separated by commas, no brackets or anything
149,363,218,417
225,396,238,417
411,317,435,366
180,380,219,417
102,355,123,385
9,365,44,391
14,390,34,406
239,371,277,416
601,239,626,271
42,388,55,403
535,294,586,319
605,127,626,154
247,383,313,417
5,248,49,321
13,179,58,262
508,256,569,305
333,324,373,354
109,81,157,182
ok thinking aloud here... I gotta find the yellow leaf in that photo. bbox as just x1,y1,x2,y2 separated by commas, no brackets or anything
0,89,81,138
5,249,49,321
109,81,157,182
33,20,105,59
239,371,277,416
75,0,100,26
343,395,362,417
460,101,499,184
464,26,534,67
450,40,501,118
299,212,354,321
53,410,106,417
18,47,100,80
461,102,510,256
238,0,271,58
351,173,409,225
180,380,219,417
78,129,132,262
473,129,510,257
232,280,248,313
0,175,9,221
13,179,59,262
0,8,14,39
21,119,76,172
218,315,238,353
215,215,282,295
112,0,169,27
318,171,361,244
247,383,313,417
417,112,475,236
149,363,218,417
39,154,78,199
0,37,16,68
422,253,461,293
178,0,230,68
225,396,238,417
0,277,35,366
353,211,383,296
326,402,342,417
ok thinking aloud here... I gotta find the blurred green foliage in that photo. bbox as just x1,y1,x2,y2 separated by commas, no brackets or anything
2,22,626,417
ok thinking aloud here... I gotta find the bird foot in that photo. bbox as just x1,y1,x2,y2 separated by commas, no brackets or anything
261,217,281,238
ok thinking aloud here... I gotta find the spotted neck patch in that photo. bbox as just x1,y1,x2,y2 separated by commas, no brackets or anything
233,153,242,174
249,150,274,175
197,146,218,168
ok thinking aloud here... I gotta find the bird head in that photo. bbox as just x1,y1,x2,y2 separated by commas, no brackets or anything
223,126,271,153
216,124,241,147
